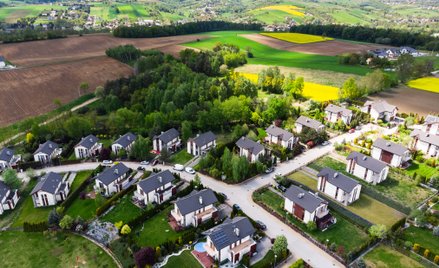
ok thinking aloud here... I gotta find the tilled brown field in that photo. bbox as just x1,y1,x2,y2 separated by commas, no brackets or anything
241,34,388,56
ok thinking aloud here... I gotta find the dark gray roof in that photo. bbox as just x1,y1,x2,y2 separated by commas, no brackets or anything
424,115,439,125
76,134,99,149
363,100,396,114
30,172,63,195
372,138,409,156
317,168,359,193
95,163,130,186
410,130,439,147
191,131,216,147
113,132,137,148
284,185,326,213
205,217,255,250
34,140,59,155
325,104,352,117
296,116,324,130
265,125,294,142
154,128,179,144
235,137,264,155
175,188,218,215
0,148,14,162
347,152,387,173
0,181,11,201
138,170,174,193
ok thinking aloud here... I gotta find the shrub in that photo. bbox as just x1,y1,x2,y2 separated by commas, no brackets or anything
404,241,413,250
290,258,305,268
423,249,430,258
330,242,337,251
115,221,124,230
434,255,439,264
413,243,420,252
121,224,131,235
306,221,317,231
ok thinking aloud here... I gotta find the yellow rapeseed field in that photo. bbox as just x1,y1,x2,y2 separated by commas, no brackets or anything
256,5,305,17
261,32,333,44
407,77,439,94
237,72,339,101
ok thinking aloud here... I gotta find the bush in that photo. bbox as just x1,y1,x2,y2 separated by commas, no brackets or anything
413,243,420,252
306,221,317,231
424,249,430,258
434,255,439,264
290,258,305,268
23,221,48,232
59,215,74,230
404,241,413,250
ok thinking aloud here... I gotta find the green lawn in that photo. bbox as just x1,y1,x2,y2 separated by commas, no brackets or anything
288,171,318,189
184,31,369,75
0,231,116,268
170,150,193,164
71,170,93,192
65,198,98,220
402,226,439,255
164,250,202,268
252,249,276,268
406,161,439,179
100,194,143,224
364,245,423,268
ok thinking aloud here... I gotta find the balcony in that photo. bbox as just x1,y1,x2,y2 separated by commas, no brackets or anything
195,207,217,220
230,239,256,254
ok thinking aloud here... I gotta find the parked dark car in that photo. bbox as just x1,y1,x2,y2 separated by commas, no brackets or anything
265,167,274,174
137,166,145,171
256,220,267,230
277,184,287,193
233,204,241,211
151,159,159,166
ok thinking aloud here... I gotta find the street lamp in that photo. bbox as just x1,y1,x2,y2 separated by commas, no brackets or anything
274,254,277,268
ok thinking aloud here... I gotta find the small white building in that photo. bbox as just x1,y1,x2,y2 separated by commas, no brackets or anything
153,128,181,153
135,170,176,205
265,125,297,150
361,100,397,122
324,104,353,125
0,148,21,171
30,172,70,207
295,116,325,133
422,115,439,136
94,163,132,196
235,137,265,163
284,185,335,230
371,138,411,168
0,181,20,215
111,132,137,155
410,130,439,157
187,131,216,156
74,134,102,159
0,56,6,68
317,168,361,206
171,189,218,228
346,152,389,185
33,141,62,164
204,217,257,264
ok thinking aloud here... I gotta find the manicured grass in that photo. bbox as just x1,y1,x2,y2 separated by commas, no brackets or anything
184,31,369,75
100,194,143,224
65,197,98,220
169,150,193,164
71,170,93,192
261,33,333,44
164,250,202,268
0,231,116,267
364,245,423,268
406,161,439,179
288,171,318,189
408,77,439,94
402,226,439,255
252,249,275,268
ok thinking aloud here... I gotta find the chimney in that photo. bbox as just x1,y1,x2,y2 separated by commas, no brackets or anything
298,193,305,199
127,136,131,141
334,172,339,178
199,196,203,205
114,169,118,175
386,142,391,147
234,227,240,237
90,138,93,142
49,144,53,148
158,176,162,183
363,156,367,161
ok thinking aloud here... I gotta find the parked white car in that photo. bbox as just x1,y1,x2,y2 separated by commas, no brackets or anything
173,164,184,171
102,160,113,166
140,161,149,166
185,167,195,174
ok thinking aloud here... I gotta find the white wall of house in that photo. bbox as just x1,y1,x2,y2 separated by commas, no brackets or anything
0,190,19,214
413,140,438,157
239,148,264,163
32,191,57,207
295,123,303,133
172,203,215,228
0,160,9,170
206,235,254,264
187,140,216,156
265,135,295,149
153,137,181,152
135,182,174,205
325,111,352,125
422,124,439,136
95,173,129,196
74,143,101,159
317,177,361,205
371,147,410,167
34,153,50,163
346,160,389,184
111,143,134,155
284,198,315,223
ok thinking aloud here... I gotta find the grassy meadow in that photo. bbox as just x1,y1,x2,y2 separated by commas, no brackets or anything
0,4,67,23
261,32,333,44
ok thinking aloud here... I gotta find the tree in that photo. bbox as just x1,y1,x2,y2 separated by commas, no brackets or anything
134,247,155,268
181,121,192,142
64,116,92,139
282,73,295,94
129,136,151,160
262,96,290,123
114,221,124,230
25,132,34,144
368,224,387,239
95,86,104,98
396,54,415,82
2,169,20,189
121,224,131,235
79,82,89,96
159,147,170,162
339,77,363,100
59,215,74,230
94,193,105,207
53,98,62,108
272,235,288,259
48,208,61,226
306,221,317,231
258,67,285,94
292,76,304,98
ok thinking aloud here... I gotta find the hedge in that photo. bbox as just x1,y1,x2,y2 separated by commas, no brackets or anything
96,185,136,216
23,221,48,232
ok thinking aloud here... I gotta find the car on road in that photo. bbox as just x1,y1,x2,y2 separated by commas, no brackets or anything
151,159,159,166
277,184,287,193
102,160,113,166
349,128,355,133
185,167,195,174
174,164,184,171
265,167,274,174
255,220,267,230
137,166,145,171
321,141,330,146
140,161,149,166
233,204,241,211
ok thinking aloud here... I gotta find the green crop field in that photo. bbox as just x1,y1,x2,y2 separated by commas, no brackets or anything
0,4,67,23
249,9,303,24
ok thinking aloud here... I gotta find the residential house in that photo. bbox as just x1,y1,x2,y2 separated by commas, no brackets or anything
422,115,439,136
187,131,216,156
324,104,353,125
410,130,439,157
153,128,181,153
33,141,62,163
171,189,218,228
295,116,325,133
0,148,21,171
74,134,102,159
204,217,257,264
361,100,397,122
371,138,411,167
135,170,176,205
346,152,389,184
235,137,265,163
0,181,19,215
265,125,297,150
30,172,70,207
94,163,132,196
0,56,5,68
317,168,361,206
112,132,137,155
284,185,335,230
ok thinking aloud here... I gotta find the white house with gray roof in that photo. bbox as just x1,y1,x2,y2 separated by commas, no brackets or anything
94,163,132,196
410,130,439,157
135,170,176,205
74,134,102,159
0,148,21,171
0,181,19,215
171,189,218,228
325,104,353,125
187,131,216,156
203,217,256,264
317,168,361,206
371,138,411,167
346,152,389,184
236,137,265,163
284,185,335,230
295,116,325,133
112,132,137,155
422,115,439,136
265,125,297,150
31,172,70,207
361,100,397,122
33,141,62,163
153,128,181,153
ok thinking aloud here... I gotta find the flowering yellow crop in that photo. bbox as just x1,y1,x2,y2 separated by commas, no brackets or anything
407,77,439,94
261,33,333,44
256,5,305,17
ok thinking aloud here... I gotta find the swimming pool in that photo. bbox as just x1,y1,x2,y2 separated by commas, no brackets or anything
194,242,206,252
